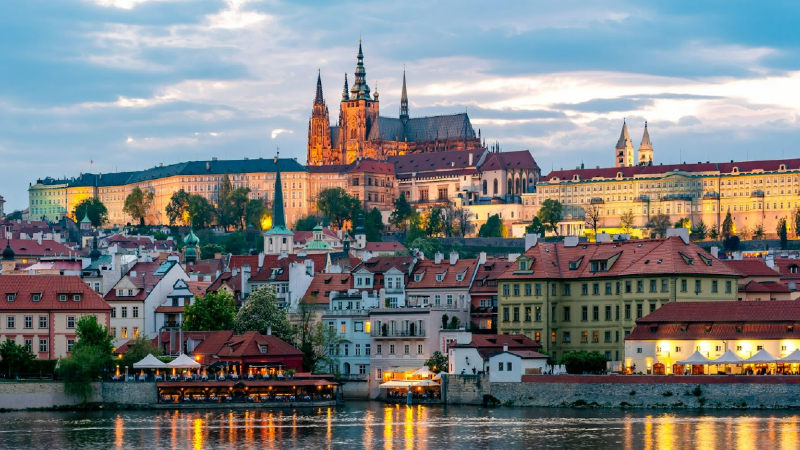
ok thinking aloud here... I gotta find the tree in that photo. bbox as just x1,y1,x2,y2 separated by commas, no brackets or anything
675,218,691,230
723,235,740,252
778,217,788,250
405,210,427,244
560,350,608,374
440,204,456,238
365,207,385,242
123,187,154,226
692,220,708,241
478,214,505,238
389,192,413,232
645,213,671,238
73,197,108,228
295,215,319,232
216,173,235,229
0,340,35,378
59,316,114,401
183,291,237,331
224,232,248,255
186,195,215,229
426,207,444,237
722,210,736,239
752,222,766,240
709,222,720,241
315,188,361,229
584,204,602,238
72,315,114,357
6,210,22,221
453,207,476,237
234,286,294,343
200,243,224,260
165,189,191,226
229,188,251,230
619,210,635,234
294,302,344,373
405,237,442,259
425,351,448,374
525,217,545,235
537,199,563,236
119,335,163,371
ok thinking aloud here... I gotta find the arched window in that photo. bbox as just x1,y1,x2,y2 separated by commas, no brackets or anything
515,178,521,195
507,179,513,195
482,180,488,195
493,179,498,195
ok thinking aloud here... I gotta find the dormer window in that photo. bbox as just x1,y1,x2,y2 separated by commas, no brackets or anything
456,273,464,282
73,294,81,302
259,345,267,354
590,261,608,273
414,274,422,282
436,274,443,282
31,294,40,302
519,260,527,271
790,265,799,274
59,294,67,302
6,294,15,302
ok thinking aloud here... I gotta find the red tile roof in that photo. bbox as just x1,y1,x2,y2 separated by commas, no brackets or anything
0,275,111,311
303,273,352,304
293,228,340,245
479,150,539,171
408,257,478,289
365,241,407,253
450,334,542,360
738,280,791,293
773,258,800,280
498,237,738,281
5,239,74,257
104,260,172,302
723,259,780,278
228,255,260,271
353,256,415,274
390,148,485,178
471,258,514,294
219,331,304,358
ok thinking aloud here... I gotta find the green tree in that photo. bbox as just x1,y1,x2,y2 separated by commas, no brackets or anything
405,210,427,244
709,222,720,240
200,243,225,260
165,189,191,226
315,188,361,229
73,197,109,228
119,335,164,370
59,316,114,401
478,214,505,237
186,195,215,229
224,232,248,255
646,213,672,238
424,351,448,374
794,207,800,238
722,210,736,239
778,217,788,250
0,340,35,378
453,206,476,237
216,173,235,229
752,222,766,240
245,198,267,231
72,315,114,357
389,192,413,231
723,235,740,252
426,207,444,237
123,187,154,226
675,217,691,230
295,215,319,231
183,291,237,331
405,237,442,259
619,210,635,234
229,188,252,230
692,219,708,241
537,199,563,236
365,207,385,242
234,286,294,343
560,350,608,374
6,210,22,221
294,302,344,373
525,216,545,235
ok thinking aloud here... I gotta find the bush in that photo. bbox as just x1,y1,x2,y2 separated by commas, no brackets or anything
692,385,703,397
560,351,608,374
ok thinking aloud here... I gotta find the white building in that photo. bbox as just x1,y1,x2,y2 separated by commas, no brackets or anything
488,350,549,382
448,332,543,376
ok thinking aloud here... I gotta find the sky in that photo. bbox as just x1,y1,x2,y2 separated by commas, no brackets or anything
2,0,800,210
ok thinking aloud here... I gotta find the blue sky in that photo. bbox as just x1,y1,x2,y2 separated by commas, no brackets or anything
2,0,800,210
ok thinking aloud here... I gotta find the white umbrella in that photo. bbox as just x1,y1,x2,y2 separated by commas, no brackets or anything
133,354,168,369
781,349,800,363
746,348,778,364
412,379,440,387
412,366,431,377
676,350,711,365
432,372,447,380
712,349,744,364
167,353,201,369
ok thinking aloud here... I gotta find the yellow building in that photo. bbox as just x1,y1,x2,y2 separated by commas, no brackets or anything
496,235,739,363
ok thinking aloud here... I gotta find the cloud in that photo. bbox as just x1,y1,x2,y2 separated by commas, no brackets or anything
271,129,293,139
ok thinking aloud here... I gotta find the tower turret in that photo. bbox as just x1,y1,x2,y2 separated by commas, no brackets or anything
307,70,333,166
263,157,294,255
615,119,635,168
400,70,409,123
638,121,654,166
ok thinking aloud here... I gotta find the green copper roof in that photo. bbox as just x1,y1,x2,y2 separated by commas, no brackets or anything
303,239,332,251
81,211,91,223
265,161,292,236
185,229,200,245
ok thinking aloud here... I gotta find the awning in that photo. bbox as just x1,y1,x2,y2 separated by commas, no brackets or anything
379,380,415,389
780,349,800,363
432,372,447,380
746,348,778,364
167,353,201,369
676,350,712,365
133,354,168,369
711,349,744,364
412,366,431,377
413,379,440,387
387,366,420,373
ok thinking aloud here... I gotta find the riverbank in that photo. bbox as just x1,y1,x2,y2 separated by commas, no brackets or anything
443,374,800,410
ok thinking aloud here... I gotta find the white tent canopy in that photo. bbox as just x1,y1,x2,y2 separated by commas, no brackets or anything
133,354,168,369
780,349,800,363
432,372,447,380
746,348,778,364
167,353,201,369
413,379,440,387
712,350,744,364
379,380,415,389
676,350,712,365
412,366,431,377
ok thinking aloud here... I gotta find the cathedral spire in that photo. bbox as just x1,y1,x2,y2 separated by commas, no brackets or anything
314,69,324,105
400,70,409,121
342,73,349,100
615,119,635,168
638,120,654,166
639,121,652,150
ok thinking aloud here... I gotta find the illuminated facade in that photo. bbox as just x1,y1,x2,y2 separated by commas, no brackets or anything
497,235,740,363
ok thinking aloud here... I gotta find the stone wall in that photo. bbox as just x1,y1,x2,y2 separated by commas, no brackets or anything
340,379,370,399
442,374,490,405
0,382,156,410
446,375,800,409
101,382,157,405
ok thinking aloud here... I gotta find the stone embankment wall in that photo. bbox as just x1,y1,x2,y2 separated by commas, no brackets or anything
340,379,370,399
0,382,156,410
445,375,800,409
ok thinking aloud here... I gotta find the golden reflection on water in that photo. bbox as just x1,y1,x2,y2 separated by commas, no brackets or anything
192,418,204,450
383,407,394,450
417,405,427,447
404,406,414,450
624,416,632,450
114,414,124,450
656,416,674,450
780,416,798,450
171,410,179,450
735,419,755,450
695,418,717,449
244,410,253,445
327,408,333,450
363,409,374,450
643,415,653,450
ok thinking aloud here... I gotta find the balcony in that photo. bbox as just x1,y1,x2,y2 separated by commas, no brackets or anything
370,329,426,338
750,190,765,198
323,309,370,317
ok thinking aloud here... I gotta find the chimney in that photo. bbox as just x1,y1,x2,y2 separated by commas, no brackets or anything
503,344,508,353
266,327,272,336
130,270,137,278
469,153,473,166
241,265,251,296
564,236,579,247
449,251,459,265
710,247,719,259
258,252,265,269
478,252,487,265
434,252,443,265
232,268,239,277
524,233,539,251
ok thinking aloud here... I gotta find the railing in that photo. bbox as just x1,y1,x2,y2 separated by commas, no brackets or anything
324,309,370,316
370,329,426,338
632,195,650,202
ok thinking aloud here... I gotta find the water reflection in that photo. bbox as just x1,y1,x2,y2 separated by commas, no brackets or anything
1,404,800,449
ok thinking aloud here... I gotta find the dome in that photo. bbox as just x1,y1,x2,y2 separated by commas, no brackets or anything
2,240,14,261
185,229,200,246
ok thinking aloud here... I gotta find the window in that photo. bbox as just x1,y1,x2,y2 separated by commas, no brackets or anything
39,315,47,329
121,327,128,339
132,307,139,318
675,346,682,353
503,285,510,296
73,294,81,302
525,307,532,322
121,307,128,318
563,284,571,296
514,284,520,296
581,332,588,343
366,344,371,356
636,348,643,354
661,279,669,293
498,362,504,372
535,284,542,296
354,321,363,332
681,279,687,292
506,362,512,372
605,306,612,321
524,284,531,296
6,294,14,302
39,339,48,353
563,306,571,322
592,283,600,295
365,321,371,334
604,331,612,343
736,345,742,351
534,332,541,342
376,368,382,381
551,332,557,343
563,331,571,343
535,306,542,321
649,303,656,314
32,294,40,302
513,307,520,322
593,306,599,321
592,331,599,343
434,295,441,306
111,308,116,318
418,345,423,354
625,281,632,293
340,321,346,333
636,303,643,319
24,315,32,329
636,280,644,293
24,339,32,352
133,327,140,337
649,280,657,293
712,280,718,293
404,345,409,355
436,274,443,282
581,306,588,321
605,283,612,295
757,345,763,351
389,345,395,355
695,280,702,293
551,284,557,295
7,316,15,329
582,284,588,295
726,280,732,293
503,308,510,322
625,304,631,320
376,344,382,355
447,294,453,306
67,316,75,329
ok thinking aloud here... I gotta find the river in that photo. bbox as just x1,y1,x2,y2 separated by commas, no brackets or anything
0,402,798,449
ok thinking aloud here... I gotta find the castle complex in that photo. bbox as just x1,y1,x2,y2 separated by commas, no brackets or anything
307,42,485,166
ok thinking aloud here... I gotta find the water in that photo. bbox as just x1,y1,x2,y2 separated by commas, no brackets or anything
0,402,798,449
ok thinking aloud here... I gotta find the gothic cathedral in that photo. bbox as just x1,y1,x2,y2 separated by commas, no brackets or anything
307,42,485,166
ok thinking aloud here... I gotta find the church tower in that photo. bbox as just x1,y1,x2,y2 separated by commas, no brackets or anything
307,71,333,166
263,157,293,256
399,71,409,124
340,41,380,164
638,121,654,166
615,120,635,168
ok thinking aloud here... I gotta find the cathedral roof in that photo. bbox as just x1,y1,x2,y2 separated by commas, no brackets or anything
367,113,477,142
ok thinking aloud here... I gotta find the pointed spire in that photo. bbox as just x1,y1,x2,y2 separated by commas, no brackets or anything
271,157,287,230
314,69,324,105
616,119,632,148
399,70,409,120
89,235,101,261
2,238,14,261
342,73,349,100
350,40,370,100
639,121,652,150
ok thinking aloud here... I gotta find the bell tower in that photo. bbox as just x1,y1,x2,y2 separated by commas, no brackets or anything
340,41,380,164
307,71,333,165
615,119,635,168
